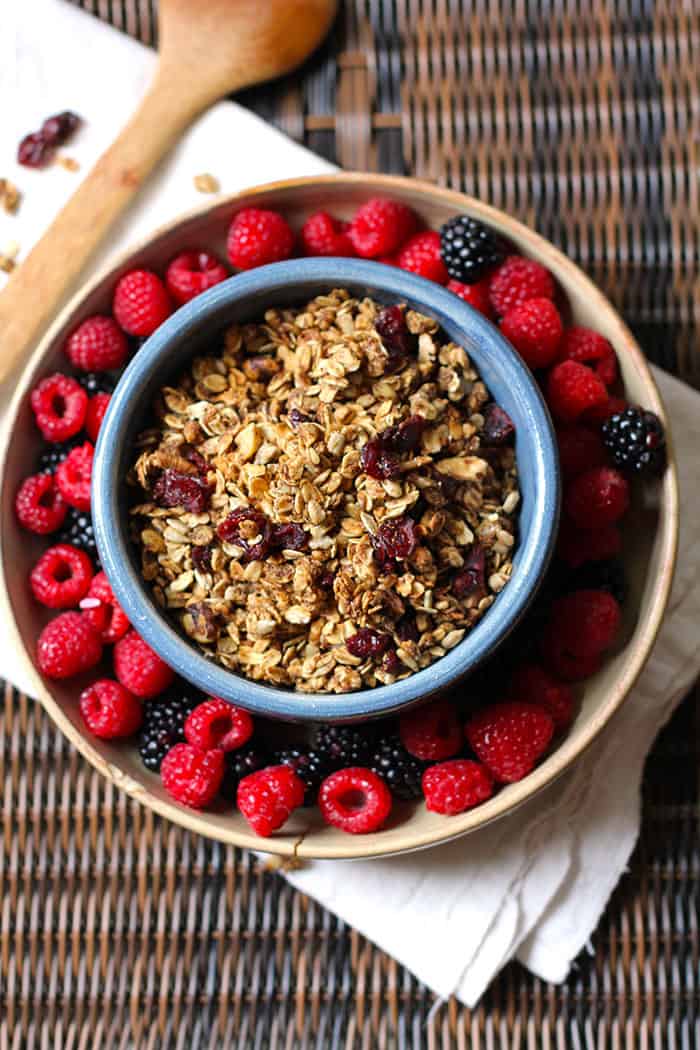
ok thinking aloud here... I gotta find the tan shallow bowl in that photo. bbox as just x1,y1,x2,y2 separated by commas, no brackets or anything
0,174,679,859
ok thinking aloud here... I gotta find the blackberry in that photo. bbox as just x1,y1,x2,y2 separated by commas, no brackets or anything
138,690,200,772
439,215,505,284
275,747,335,805
563,558,627,605
78,371,119,397
55,506,100,567
36,437,81,474
370,735,426,800
313,724,376,768
220,744,270,802
601,407,666,475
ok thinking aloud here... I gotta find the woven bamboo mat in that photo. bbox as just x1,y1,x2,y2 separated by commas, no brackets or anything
3,2,699,1046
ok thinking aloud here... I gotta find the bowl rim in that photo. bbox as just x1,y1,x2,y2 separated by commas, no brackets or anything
0,172,679,859
92,257,561,722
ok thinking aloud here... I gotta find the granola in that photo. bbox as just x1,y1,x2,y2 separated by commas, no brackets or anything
128,290,520,693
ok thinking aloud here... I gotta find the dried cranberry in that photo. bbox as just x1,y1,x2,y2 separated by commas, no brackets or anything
17,132,52,168
382,648,404,675
153,469,211,514
217,508,271,561
182,446,209,475
347,628,392,659
289,407,312,428
319,571,335,591
371,516,419,568
482,403,515,445
41,111,81,144
192,545,213,572
270,522,308,551
375,305,415,372
453,544,487,602
389,414,428,453
360,438,400,480
396,612,420,643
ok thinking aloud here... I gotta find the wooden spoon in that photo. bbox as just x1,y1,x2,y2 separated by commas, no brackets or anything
0,0,337,383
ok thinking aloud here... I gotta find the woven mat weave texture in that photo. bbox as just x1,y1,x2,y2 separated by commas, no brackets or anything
3,2,699,1047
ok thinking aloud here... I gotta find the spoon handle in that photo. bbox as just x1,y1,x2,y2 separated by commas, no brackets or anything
0,67,208,384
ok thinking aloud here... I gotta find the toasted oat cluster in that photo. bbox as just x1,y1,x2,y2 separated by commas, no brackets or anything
128,290,519,693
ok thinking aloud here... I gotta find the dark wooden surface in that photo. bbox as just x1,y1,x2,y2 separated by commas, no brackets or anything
2,2,698,1046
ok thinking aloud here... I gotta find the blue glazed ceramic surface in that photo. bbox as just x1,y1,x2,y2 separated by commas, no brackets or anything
93,259,560,721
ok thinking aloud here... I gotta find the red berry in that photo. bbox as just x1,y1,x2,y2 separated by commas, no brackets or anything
541,590,621,681
447,278,494,318
85,392,111,443
422,759,494,815
482,404,515,445
508,664,575,731
55,441,94,511
79,679,142,739
346,628,392,660
397,231,449,284
80,571,130,643
237,764,305,836
465,701,554,783
399,700,462,761
565,466,630,528
15,473,67,534
65,315,129,372
318,767,392,834
113,269,172,337
152,468,211,514
300,212,356,257
371,516,419,568
557,520,622,568
165,251,229,305
558,326,618,387
556,424,608,479
546,361,608,422
542,645,603,682
348,197,418,258
30,373,88,442
161,743,224,809
500,297,563,369
184,697,254,752
452,543,487,601
226,208,295,270
113,630,175,698
30,543,93,609
488,255,556,316
583,395,629,425
36,611,103,680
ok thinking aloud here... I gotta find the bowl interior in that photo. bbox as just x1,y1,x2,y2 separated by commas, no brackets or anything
0,174,677,858
93,259,560,722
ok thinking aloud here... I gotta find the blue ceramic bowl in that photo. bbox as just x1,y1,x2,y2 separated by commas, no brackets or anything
93,259,560,722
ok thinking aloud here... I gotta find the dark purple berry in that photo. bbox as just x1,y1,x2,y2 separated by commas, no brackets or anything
371,516,419,568
216,508,271,561
153,469,211,514
453,544,487,601
289,407,312,428
192,545,213,572
270,522,308,551
375,305,415,372
347,628,392,660
396,612,420,643
17,132,52,168
482,403,515,445
41,111,81,144
360,438,400,480
382,648,404,675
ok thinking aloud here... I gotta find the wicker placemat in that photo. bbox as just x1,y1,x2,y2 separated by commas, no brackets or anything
3,2,698,1046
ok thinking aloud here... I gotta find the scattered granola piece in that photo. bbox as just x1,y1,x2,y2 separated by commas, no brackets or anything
194,173,220,194
0,178,21,215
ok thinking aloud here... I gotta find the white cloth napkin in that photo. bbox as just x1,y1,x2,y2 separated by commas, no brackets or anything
2,0,697,1007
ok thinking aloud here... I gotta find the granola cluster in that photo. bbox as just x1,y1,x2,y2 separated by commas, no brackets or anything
129,290,519,693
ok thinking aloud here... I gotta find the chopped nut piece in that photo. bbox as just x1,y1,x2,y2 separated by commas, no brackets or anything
193,173,220,194
0,179,21,215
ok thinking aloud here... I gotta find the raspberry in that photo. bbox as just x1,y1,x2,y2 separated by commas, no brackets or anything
226,208,295,270
447,278,493,317
508,664,575,731
583,396,629,426
541,590,621,680
300,212,355,257
371,516,419,569
558,326,618,386
161,743,224,809
439,215,505,283
113,630,175,698
399,700,462,761
565,466,630,528
348,197,418,258
30,543,93,609
80,571,130,643
546,361,608,422
422,759,494,815
602,407,667,475
184,697,254,752
15,474,67,534
30,373,88,442
500,297,563,369
557,520,622,568
556,424,608,479
346,628,392,660
237,764,305,836
85,393,111,443
563,557,627,605
317,768,392,834
65,315,129,372
79,679,142,739
542,645,602,682
113,269,172,337
482,404,515,445
36,611,103,680
488,255,556,316
55,441,94,511
465,701,554,782
397,231,449,284
152,468,211,514
165,251,229,305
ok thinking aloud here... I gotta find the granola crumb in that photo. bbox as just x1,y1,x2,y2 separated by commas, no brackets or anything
0,178,21,215
0,239,19,274
55,154,80,172
129,290,520,694
194,173,220,194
